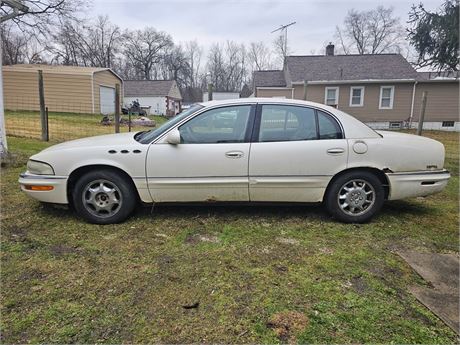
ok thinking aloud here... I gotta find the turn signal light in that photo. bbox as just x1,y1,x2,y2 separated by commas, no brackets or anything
24,185,54,191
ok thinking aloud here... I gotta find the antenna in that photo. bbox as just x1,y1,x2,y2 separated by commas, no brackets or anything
271,22,296,58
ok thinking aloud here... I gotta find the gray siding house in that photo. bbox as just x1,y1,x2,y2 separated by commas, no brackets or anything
254,44,459,131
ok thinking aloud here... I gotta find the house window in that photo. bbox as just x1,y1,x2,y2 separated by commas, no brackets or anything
379,86,394,109
389,121,402,129
442,121,454,127
325,87,339,107
349,86,364,107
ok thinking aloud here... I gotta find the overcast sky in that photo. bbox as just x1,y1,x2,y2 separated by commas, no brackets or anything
91,0,443,55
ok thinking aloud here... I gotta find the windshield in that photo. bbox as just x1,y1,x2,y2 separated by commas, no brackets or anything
136,104,204,144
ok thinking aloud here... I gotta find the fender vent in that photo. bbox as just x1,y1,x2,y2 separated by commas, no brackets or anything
120,150,129,154
108,150,117,154
133,150,142,154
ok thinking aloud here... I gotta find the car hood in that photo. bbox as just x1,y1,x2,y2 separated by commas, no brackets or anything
40,132,140,153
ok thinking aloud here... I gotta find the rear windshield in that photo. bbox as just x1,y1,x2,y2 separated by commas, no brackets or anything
135,104,204,144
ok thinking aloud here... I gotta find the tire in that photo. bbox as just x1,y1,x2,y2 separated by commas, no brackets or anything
325,171,384,223
72,169,137,224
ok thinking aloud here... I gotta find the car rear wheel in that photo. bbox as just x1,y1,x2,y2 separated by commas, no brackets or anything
325,171,384,223
73,170,137,224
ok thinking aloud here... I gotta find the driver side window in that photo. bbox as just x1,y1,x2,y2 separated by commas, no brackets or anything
179,105,252,144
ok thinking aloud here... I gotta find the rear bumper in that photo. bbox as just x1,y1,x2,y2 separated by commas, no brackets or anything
386,170,450,200
18,173,68,204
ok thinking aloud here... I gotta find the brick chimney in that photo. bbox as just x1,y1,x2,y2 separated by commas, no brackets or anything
326,42,334,56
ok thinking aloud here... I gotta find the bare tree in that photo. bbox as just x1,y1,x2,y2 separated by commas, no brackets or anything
1,22,28,64
123,27,173,80
224,41,246,91
248,41,273,71
49,16,121,68
273,34,290,67
0,0,89,38
206,43,225,90
335,6,405,54
85,16,121,68
184,40,203,88
163,45,190,87
205,41,248,92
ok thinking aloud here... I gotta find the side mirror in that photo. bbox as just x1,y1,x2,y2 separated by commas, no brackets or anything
166,129,181,145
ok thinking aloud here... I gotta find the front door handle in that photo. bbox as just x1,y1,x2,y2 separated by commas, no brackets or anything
327,148,345,155
225,151,244,159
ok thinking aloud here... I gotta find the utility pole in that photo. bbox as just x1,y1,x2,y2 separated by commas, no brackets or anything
271,22,296,59
0,0,29,157
417,91,428,136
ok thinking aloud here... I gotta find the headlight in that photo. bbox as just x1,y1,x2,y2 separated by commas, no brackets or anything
27,160,55,175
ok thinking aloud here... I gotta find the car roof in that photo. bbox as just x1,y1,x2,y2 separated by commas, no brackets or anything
199,97,331,108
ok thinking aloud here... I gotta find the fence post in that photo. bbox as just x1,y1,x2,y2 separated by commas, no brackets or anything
416,91,427,136
38,70,48,141
303,80,308,100
114,84,120,134
208,83,213,101
44,106,49,141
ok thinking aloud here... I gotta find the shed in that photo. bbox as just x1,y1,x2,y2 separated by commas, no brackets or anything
123,80,182,116
3,64,123,114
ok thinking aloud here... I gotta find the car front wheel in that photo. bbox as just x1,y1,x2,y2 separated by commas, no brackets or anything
325,171,384,223
72,170,137,224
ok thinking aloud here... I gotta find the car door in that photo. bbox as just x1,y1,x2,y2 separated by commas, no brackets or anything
146,104,255,202
249,104,348,202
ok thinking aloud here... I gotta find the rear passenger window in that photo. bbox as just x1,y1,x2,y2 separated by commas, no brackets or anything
258,105,317,142
317,110,343,139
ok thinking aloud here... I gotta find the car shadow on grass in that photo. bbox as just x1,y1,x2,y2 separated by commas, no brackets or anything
35,199,433,224
381,200,435,217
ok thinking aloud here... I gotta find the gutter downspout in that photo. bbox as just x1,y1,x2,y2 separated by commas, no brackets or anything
291,87,294,99
409,81,417,128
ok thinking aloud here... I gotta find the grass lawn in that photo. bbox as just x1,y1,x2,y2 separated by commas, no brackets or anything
5,110,168,142
1,132,458,343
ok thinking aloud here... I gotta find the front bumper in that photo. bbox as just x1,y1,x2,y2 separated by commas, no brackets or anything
386,169,451,200
19,172,69,204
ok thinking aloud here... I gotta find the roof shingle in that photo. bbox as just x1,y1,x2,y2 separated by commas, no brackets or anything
417,71,459,81
124,80,177,97
253,70,286,87
285,54,417,82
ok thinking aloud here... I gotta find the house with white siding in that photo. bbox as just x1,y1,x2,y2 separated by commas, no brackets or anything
123,80,182,116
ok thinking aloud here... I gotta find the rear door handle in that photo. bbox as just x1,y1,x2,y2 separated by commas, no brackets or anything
225,151,244,158
327,148,345,155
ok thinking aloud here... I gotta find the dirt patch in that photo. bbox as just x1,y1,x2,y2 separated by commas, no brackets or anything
276,237,300,245
351,275,369,294
318,247,334,255
184,234,220,245
49,244,81,256
8,226,28,242
156,255,174,270
274,265,289,273
18,268,46,281
267,311,309,343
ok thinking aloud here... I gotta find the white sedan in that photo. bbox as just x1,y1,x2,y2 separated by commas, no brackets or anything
19,99,450,224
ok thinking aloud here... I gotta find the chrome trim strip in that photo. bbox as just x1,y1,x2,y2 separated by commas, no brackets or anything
146,174,332,179
386,170,450,176
19,173,67,180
